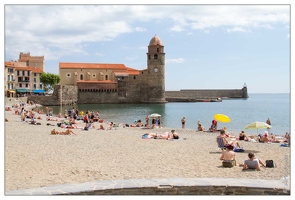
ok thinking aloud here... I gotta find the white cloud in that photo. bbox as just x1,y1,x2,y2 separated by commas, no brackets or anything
4,5,289,61
226,27,251,33
135,27,146,32
166,58,184,63
170,25,184,32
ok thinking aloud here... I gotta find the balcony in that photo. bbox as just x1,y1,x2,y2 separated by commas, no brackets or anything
17,80,30,83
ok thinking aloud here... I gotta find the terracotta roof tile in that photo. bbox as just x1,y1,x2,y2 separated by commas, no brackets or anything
59,62,128,69
14,67,43,73
60,62,140,76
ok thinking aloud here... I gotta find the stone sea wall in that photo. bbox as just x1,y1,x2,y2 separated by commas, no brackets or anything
165,87,248,99
27,86,249,105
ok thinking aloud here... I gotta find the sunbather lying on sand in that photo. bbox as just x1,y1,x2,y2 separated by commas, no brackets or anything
51,129,77,136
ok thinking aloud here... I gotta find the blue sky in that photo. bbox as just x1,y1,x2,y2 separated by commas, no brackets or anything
3,1,292,93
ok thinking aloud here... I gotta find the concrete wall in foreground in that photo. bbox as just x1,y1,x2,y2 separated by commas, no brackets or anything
5,178,290,195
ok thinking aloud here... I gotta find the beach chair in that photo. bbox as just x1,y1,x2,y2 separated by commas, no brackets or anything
217,137,226,150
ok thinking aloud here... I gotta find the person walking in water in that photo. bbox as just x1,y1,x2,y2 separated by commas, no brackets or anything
181,117,186,129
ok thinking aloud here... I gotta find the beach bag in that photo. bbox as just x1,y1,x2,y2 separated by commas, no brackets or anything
266,160,274,168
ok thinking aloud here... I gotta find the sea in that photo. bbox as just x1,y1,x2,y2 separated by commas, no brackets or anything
42,93,290,136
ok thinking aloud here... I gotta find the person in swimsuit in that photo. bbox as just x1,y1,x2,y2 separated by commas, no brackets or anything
181,117,186,129
239,131,248,141
219,144,236,167
171,130,179,139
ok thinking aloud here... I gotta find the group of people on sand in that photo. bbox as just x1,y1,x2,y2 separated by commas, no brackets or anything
144,130,179,140
217,128,290,169
219,143,266,170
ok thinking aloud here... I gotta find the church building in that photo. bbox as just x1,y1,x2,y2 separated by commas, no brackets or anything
59,35,167,104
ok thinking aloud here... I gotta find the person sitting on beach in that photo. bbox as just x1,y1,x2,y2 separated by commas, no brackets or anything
217,130,241,149
57,113,62,118
239,131,248,141
258,131,269,143
108,122,114,130
64,111,68,119
97,124,105,130
284,132,290,146
243,152,265,171
171,130,179,139
197,122,205,131
219,144,236,167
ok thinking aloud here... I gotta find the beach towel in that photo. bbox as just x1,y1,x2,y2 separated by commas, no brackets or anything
234,147,244,152
280,143,290,147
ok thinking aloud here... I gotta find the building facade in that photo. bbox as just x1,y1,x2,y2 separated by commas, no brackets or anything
59,35,167,104
4,52,45,97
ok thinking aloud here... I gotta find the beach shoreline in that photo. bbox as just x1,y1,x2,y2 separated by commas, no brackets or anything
4,98,291,192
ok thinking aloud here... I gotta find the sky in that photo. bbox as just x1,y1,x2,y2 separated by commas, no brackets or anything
3,1,292,93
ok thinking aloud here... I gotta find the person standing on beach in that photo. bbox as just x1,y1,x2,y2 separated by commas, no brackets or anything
181,117,186,129
158,117,162,128
145,115,149,126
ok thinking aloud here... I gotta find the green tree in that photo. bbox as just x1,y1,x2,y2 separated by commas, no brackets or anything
40,72,60,92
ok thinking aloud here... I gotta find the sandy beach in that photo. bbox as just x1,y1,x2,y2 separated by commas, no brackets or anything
4,98,291,192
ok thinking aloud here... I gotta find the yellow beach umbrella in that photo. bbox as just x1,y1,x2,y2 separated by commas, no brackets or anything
214,114,231,123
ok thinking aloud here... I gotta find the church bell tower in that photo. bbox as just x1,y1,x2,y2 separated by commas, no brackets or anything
146,35,166,103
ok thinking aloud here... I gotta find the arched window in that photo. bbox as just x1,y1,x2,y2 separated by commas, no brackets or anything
105,75,108,80
80,74,84,80
154,54,158,59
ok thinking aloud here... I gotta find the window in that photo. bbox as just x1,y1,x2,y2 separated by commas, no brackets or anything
134,76,136,79
92,74,96,78
19,83,22,87
17,71,19,76
154,54,158,59
25,84,28,88
22,71,25,76
105,75,108,80
7,75,10,81
148,55,151,60
80,74,84,80
34,84,36,89
34,78,36,83
157,48,159,52
66,73,71,77
28,71,30,76
34,73,36,76
35,63,38,67
8,68,13,73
